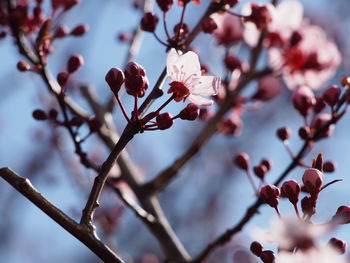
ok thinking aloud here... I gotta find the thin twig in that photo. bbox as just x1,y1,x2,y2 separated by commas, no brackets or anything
0,167,125,263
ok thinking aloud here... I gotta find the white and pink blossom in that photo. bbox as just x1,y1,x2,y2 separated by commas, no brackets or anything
166,48,220,106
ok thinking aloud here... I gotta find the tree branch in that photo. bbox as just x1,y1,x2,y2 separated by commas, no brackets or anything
0,167,125,263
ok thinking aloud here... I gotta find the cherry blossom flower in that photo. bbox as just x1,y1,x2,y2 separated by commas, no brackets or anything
244,0,303,47
269,24,341,90
275,246,346,263
211,12,244,46
251,217,333,250
166,48,220,106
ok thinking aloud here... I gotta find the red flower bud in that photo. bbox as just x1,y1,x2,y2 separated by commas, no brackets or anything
276,127,291,141
298,126,310,140
281,179,300,204
156,112,173,130
253,165,267,179
332,206,350,224
124,62,146,78
179,103,199,120
156,0,173,12
244,3,273,30
234,152,250,170
105,68,125,95
32,109,47,120
250,241,263,256
260,250,275,263
67,54,84,73
57,71,69,87
302,168,323,194
323,161,336,173
201,17,217,34
328,237,346,254
292,86,316,116
173,23,189,40
260,185,280,208
70,24,89,36
323,85,340,107
17,61,30,71
55,25,69,38
313,96,326,113
141,12,159,32
125,75,149,97
261,158,273,172
224,55,241,72
301,196,316,217
48,109,58,119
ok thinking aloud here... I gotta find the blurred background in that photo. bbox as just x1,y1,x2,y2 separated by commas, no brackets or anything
1,0,350,262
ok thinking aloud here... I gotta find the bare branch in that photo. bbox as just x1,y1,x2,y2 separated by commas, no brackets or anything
0,167,125,263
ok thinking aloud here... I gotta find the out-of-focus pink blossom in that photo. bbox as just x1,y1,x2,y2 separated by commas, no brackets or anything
269,24,341,90
211,13,244,46
252,76,281,101
244,0,303,47
167,48,220,106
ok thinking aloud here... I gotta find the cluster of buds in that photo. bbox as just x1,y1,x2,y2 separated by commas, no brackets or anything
250,241,275,263
54,24,89,39
104,59,202,132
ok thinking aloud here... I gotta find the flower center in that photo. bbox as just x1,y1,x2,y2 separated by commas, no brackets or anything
168,81,190,102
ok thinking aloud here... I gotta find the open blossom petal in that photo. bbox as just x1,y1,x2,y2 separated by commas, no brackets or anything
166,49,220,106
190,76,220,96
167,48,201,82
188,94,213,106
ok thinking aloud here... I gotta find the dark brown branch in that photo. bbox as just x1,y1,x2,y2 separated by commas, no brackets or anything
0,167,125,263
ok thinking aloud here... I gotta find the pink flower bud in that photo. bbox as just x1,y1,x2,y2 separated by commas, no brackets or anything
292,86,316,116
302,168,323,194
156,113,173,130
17,60,30,71
253,76,281,101
141,12,159,32
260,185,280,208
323,85,340,106
328,238,346,254
276,127,291,141
250,241,263,256
67,54,84,73
201,17,217,34
105,68,125,95
179,103,199,121
281,179,301,204
259,250,275,263
156,0,173,12
32,109,47,121
234,152,250,170
48,109,58,119
124,62,146,79
224,55,242,72
332,206,350,224
323,161,336,173
253,165,267,179
70,24,89,36
311,113,334,139
55,25,69,38
57,71,69,87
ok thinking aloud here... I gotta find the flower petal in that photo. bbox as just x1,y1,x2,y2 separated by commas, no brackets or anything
188,94,213,106
190,76,220,96
166,48,201,82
